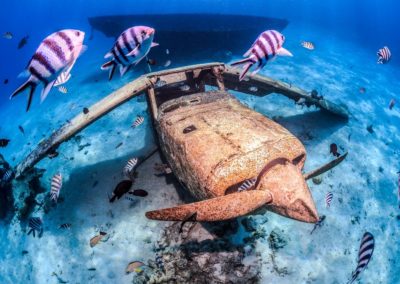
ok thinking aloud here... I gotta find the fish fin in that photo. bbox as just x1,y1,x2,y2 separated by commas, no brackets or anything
58,45,85,82
104,51,113,59
10,80,37,112
239,63,253,81
77,44,88,57
230,57,254,66
38,228,43,238
26,89,34,112
277,47,293,57
109,193,116,203
146,190,272,221
108,63,117,80
101,60,114,70
10,80,34,99
101,61,117,80
119,65,131,76
127,46,140,57
18,70,30,78
54,72,71,87
151,42,159,48
251,62,266,75
40,80,55,103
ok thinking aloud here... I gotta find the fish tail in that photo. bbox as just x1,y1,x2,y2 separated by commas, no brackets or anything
231,57,255,81
238,62,253,81
108,193,116,203
101,60,117,81
230,57,254,67
347,273,357,284
10,80,37,112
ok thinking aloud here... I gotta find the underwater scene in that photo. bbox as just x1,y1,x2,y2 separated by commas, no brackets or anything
0,0,399,283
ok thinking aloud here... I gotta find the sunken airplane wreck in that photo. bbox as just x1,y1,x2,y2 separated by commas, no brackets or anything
15,63,348,224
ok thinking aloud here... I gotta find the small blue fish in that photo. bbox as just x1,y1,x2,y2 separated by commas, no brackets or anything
310,215,326,235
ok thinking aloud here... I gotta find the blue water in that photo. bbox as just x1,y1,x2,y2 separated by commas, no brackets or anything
0,1,399,283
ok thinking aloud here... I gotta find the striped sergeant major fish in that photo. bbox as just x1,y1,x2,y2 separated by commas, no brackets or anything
301,41,315,50
124,157,138,178
11,29,86,111
238,177,256,192
325,191,333,208
231,30,293,81
27,217,43,238
348,232,375,284
377,46,391,64
54,71,71,87
59,223,72,229
101,26,159,80
50,173,63,203
132,116,144,128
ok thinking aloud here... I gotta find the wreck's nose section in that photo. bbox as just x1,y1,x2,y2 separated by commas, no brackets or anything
257,159,319,223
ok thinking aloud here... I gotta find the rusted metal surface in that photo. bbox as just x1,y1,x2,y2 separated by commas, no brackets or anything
217,66,349,119
15,62,348,186
156,92,306,200
304,152,348,180
148,91,319,223
146,190,272,222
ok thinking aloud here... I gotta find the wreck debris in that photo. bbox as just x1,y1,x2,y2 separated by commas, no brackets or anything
133,221,261,283
268,229,288,251
312,176,323,185
148,91,318,223
153,163,172,176
15,63,348,179
304,152,348,180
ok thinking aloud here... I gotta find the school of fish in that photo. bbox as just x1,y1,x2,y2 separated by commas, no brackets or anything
1,17,396,284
